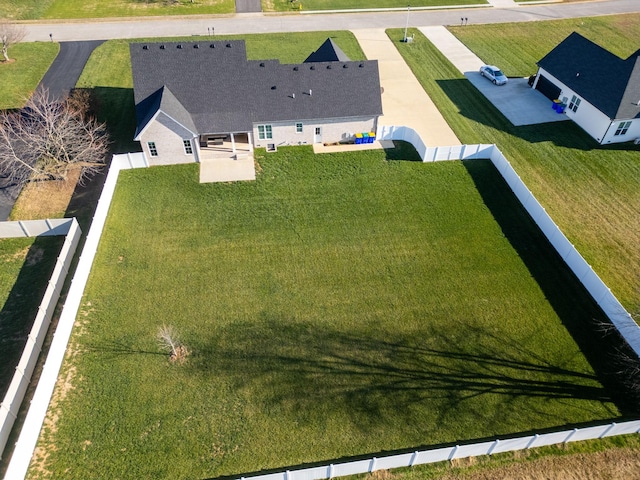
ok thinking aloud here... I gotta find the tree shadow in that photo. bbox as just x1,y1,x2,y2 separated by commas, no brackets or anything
436,78,640,152
0,236,64,400
462,159,640,413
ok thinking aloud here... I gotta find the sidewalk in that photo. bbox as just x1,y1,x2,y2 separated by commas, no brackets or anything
352,28,460,147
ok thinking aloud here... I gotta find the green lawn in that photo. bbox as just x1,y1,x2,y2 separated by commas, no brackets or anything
0,237,64,400
0,42,60,109
388,15,640,314
270,0,485,12
32,148,623,479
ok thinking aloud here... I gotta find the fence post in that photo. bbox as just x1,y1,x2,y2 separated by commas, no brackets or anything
487,439,499,455
369,457,377,472
409,451,419,467
525,434,539,449
564,428,578,443
448,445,459,460
328,464,334,478
599,423,616,438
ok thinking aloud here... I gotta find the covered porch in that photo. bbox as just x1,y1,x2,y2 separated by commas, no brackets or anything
198,132,253,160
197,132,255,183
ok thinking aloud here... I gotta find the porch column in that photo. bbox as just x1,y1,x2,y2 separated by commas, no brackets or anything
230,133,236,153
248,131,254,152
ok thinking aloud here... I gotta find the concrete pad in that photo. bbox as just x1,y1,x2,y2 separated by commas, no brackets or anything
465,74,569,126
199,156,256,183
352,28,461,147
420,25,569,127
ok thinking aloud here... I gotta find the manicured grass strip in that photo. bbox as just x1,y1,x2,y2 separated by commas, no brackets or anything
270,0,485,12
388,22,640,313
0,0,54,20
0,236,64,400
0,43,60,110
76,31,366,152
34,148,620,479
43,0,235,19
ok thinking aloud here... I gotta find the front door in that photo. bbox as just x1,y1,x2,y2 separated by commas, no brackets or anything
314,127,322,143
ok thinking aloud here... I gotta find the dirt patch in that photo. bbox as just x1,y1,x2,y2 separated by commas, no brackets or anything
437,448,640,480
10,168,81,220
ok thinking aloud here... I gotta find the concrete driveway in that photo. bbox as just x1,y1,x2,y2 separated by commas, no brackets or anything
420,26,569,127
353,29,460,147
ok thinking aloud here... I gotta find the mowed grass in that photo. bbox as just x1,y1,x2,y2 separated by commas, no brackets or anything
270,0,484,12
33,147,623,479
0,237,64,400
389,15,640,313
0,42,60,109
76,31,366,152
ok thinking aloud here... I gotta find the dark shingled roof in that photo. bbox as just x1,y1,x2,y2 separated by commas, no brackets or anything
130,40,382,137
304,38,350,63
537,32,640,120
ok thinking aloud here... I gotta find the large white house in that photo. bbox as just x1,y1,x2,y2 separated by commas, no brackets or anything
130,39,383,165
533,32,640,145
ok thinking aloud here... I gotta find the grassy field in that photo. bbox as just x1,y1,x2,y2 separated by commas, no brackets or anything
0,42,60,110
0,237,64,400
389,15,640,313
30,147,624,479
270,0,484,12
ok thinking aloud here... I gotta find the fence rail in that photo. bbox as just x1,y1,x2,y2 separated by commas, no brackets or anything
4,153,147,478
0,218,81,460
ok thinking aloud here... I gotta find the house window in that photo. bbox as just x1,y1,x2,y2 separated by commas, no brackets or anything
258,125,272,140
148,141,158,157
614,121,632,136
183,139,193,154
296,122,303,133
568,95,581,113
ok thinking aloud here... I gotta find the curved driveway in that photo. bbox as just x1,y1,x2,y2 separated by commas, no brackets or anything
17,0,640,42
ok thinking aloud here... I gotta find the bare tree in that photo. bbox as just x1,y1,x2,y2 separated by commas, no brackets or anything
0,23,25,62
0,88,108,188
157,324,189,363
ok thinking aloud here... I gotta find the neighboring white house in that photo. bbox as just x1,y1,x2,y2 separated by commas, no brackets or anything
130,39,383,165
533,32,640,145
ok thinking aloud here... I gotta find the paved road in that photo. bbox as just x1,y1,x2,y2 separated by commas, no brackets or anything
17,0,640,42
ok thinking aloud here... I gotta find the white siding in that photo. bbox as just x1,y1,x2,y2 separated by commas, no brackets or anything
537,68,639,144
253,116,377,148
139,112,196,165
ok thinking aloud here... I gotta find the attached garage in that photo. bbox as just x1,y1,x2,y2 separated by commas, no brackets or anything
535,74,561,101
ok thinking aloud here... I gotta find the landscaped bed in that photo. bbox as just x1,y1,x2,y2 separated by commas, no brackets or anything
30,146,626,479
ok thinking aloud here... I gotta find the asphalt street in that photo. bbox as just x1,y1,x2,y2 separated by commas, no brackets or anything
17,0,640,42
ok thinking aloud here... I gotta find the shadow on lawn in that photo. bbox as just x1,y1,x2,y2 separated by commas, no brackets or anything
435,78,640,152
463,159,640,414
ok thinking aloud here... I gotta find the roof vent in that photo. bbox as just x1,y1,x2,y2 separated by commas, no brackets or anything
359,63,364,68
142,45,148,50
327,65,332,69
271,85,277,90
576,72,580,77
210,44,215,48
260,62,265,67
293,66,298,71
194,44,199,49
292,93,296,98
177,44,182,49
160,45,165,50
309,89,312,96
343,64,348,68
310,65,315,70
226,43,232,48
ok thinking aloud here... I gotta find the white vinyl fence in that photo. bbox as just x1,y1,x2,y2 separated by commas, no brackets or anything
231,420,640,480
4,153,147,479
5,143,640,479
0,218,81,460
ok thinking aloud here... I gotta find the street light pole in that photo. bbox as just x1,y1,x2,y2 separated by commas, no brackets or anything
403,5,410,42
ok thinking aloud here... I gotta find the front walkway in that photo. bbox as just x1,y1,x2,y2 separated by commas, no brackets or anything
352,29,461,147
420,25,569,126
